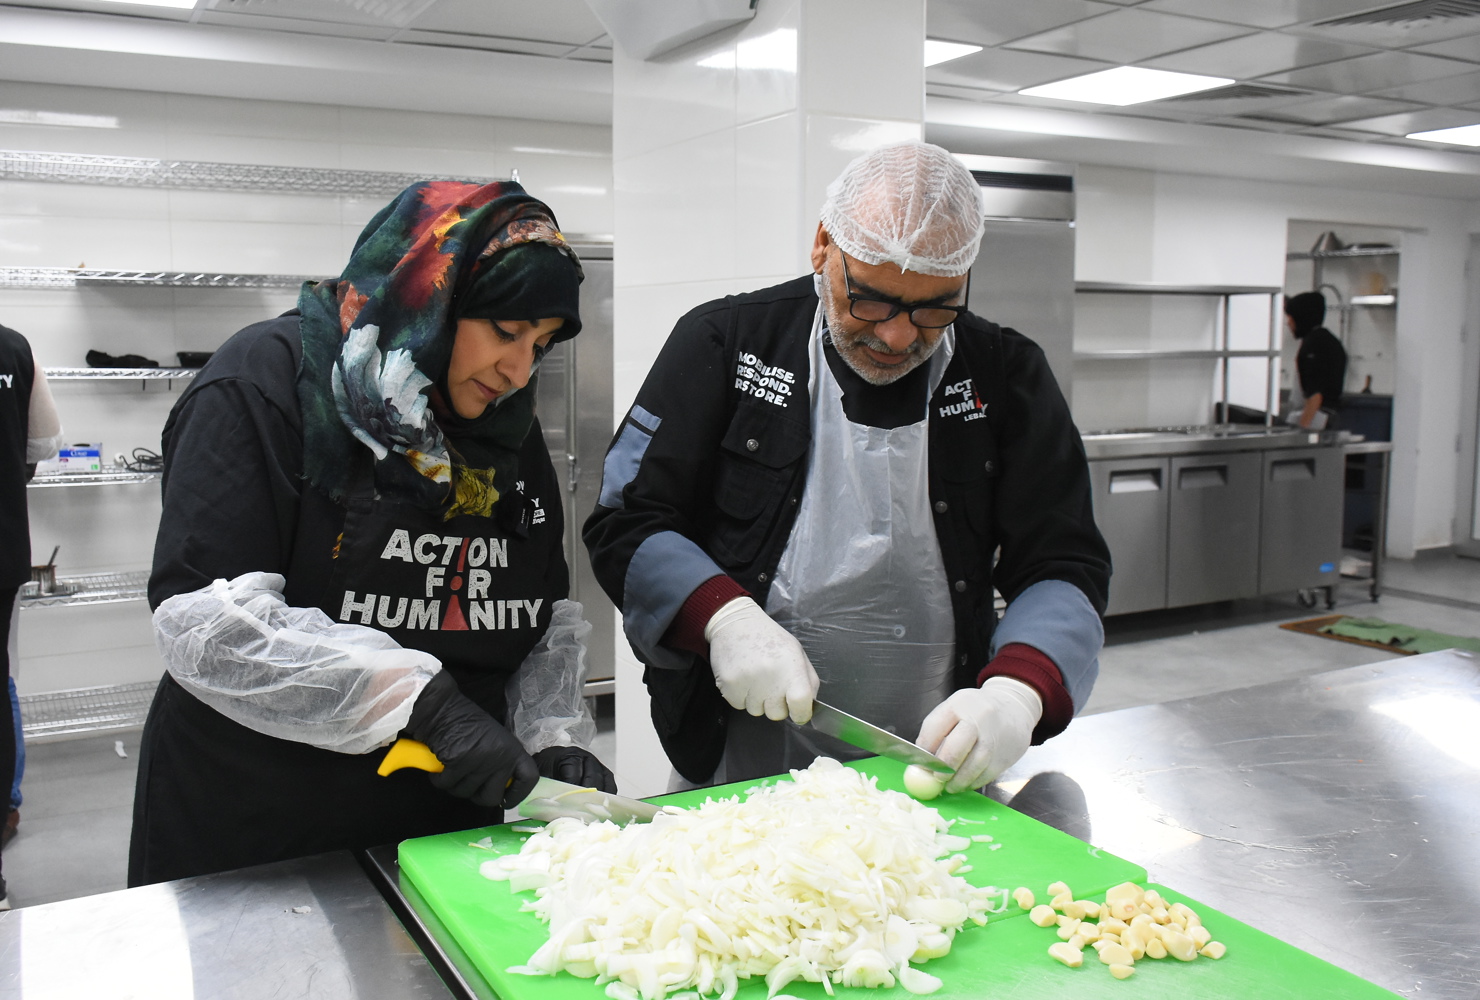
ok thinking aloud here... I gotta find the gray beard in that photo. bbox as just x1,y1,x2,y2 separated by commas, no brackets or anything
821,292,940,386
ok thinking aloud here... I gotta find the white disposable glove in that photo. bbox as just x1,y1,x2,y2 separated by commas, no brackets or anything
704,597,819,724
916,677,1042,794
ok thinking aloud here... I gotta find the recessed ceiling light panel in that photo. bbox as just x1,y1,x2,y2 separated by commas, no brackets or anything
1020,66,1234,106
924,39,983,68
1406,123,1480,146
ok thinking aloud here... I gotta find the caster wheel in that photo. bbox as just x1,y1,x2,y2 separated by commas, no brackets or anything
1297,590,1318,610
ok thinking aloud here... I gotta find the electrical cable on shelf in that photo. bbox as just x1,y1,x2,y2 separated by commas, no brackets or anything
121,447,163,473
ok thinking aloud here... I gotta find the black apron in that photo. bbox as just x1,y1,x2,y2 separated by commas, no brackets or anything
129,431,567,886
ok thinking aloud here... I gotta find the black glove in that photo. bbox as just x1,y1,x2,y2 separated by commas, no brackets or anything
405,671,538,809
533,745,618,794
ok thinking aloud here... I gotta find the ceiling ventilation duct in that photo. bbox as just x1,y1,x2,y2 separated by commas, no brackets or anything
1154,83,1309,103
1314,0,1480,27
584,0,757,60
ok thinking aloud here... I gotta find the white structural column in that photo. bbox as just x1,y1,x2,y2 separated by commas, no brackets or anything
609,0,926,796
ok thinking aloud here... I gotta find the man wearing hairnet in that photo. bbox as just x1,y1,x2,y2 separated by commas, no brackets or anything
585,142,1110,792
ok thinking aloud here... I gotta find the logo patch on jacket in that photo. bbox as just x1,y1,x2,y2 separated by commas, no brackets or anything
735,352,795,409
938,378,986,422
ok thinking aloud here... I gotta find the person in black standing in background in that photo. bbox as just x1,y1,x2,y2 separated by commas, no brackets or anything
129,181,615,886
1285,291,1347,429
0,323,64,908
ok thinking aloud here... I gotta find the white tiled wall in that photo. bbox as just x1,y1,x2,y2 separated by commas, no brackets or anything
608,0,926,797
5,80,612,695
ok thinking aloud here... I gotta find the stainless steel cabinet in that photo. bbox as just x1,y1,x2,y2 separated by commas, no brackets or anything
1089,457,1169,615
1167,452,1261,606
1258,446,1343,596
535,244,615,688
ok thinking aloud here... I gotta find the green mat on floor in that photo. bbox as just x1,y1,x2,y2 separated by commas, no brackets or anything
1320,616,1480,654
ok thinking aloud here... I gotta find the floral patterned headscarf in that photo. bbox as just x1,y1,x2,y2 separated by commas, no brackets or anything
296,181,582,517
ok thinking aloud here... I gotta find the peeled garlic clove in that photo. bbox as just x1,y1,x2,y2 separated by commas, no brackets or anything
1109,963,1135,980
1199,941,1227,960
1029,905,1058,928
1047,943,1083,968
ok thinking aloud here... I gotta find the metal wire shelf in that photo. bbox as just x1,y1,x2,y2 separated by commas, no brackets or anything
19,681,157,741
1,267,319,289
19,570,151,609
28,465,162,488
1286,247,1399,260
1,149,504,196
44,366,198,381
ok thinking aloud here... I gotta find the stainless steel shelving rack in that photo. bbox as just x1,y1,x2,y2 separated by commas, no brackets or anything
1073,282,1284,425
28,465,161,488
19,569,150,610
1,148,504,196
1,267,318,289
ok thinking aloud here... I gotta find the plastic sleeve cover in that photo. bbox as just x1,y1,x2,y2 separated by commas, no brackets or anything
25,358,62,462
153,570,441,755
504,598,597,754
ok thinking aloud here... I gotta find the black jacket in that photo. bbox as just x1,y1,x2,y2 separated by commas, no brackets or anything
0,324,36,588
1296,326,1347,409
583,276,1110,779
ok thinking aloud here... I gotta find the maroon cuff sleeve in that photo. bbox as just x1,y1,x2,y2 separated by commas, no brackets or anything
661,575,751,657
976,643,1074,745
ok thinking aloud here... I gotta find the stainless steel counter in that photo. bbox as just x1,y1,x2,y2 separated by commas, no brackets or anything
1082,424,1351,459
992,649,1480,999
0,850,452,999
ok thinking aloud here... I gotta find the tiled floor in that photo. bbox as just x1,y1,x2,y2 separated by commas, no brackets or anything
5,555,1480,909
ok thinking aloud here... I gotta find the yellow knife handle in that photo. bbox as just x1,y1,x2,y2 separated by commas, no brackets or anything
378,738,444,776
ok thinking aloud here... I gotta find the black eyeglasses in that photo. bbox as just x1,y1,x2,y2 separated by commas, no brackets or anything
839,253,970,329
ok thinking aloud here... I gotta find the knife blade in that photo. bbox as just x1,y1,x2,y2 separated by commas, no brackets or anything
377,739,661,825
805,700,955,775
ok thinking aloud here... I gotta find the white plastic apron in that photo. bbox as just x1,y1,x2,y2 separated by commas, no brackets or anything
720,298,958,781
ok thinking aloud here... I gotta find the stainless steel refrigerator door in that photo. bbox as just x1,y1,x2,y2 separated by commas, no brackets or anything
1167,451,1262,607
970,219,1075,401
1090,457,1170,615
1258,446,1343,596
534,245,615,687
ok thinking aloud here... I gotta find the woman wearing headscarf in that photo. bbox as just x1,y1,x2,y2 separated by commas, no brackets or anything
128,181,613,886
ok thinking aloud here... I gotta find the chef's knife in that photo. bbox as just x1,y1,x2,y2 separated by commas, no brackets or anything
378,739,661,825
805,699,955,775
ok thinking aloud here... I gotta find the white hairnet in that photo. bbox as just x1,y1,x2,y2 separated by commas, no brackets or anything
819,141,984,277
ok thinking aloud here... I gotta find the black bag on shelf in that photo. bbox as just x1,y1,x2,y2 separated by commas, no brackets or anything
86,350,160,368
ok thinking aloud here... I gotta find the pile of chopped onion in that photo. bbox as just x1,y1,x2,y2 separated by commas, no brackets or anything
481,757,1001,1000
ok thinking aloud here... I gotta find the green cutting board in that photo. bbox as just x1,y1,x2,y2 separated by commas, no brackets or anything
397,757,1145,1000
959,884,1400,999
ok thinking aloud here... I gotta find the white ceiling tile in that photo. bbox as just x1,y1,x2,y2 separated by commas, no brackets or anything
1253,93,1426,124
926,47,1113,92
1337,106,1480,134
924,83,1011,104
1143,83,1324,117
1261,50,1478,90
926,0,1120,48
406,0,608,46
1003,7,1252,62
209,0,438,30
194,9,398,40
1200,115,1308,132
1408,33,1480,62
395,31,579,58
1292,124,1386,140
1366,69,1480,104
1145,31,1378,78
1137,0,1399,30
